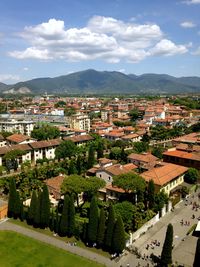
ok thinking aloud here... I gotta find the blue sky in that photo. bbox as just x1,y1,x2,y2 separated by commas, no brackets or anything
0,0,200,84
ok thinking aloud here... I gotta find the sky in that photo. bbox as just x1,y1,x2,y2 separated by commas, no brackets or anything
0,0,200,84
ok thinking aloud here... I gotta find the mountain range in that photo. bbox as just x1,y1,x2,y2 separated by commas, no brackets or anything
1,69,200,95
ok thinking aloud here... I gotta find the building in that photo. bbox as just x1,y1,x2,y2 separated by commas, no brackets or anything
69,113,90,132
0,120,35,136
96,162,137,184
141,162,188,195
6,133,36,145
45,175,65,200
163,149,200,170
128,152,158,170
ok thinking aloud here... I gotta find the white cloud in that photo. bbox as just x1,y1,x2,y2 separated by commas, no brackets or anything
0,74,20,83
9,16,188,63
192,46,200,55
23,67,29,71
182,0,200,4
150,39,188,56
180,21,196,28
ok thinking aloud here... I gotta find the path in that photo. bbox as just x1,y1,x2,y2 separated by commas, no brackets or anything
0,221,118,267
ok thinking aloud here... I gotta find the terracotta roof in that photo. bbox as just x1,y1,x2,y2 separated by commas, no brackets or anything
141,163,188,186
97,163,136,176
0,143,32,155
30,139,61,149
45,175,65,193
128,152,158,163
6,134,32,143
163,150,200,161
98,158,113,164
122,133,139,140
106,184,126,193
63,134,93,143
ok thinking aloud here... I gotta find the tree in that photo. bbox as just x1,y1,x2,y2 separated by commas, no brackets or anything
120,148,127,163
87,145,95,169
84,177,106,201
147,180,155,210
68,194,75,237
152,146,164,159
7,178,17,218
97,141,104,159
87,197,99,244
3,149,25,171
193,237,200,267
27,190,37,225
34,191,41,228
55,140,77,159
97,207,106,247
160,223,173,266
109,147,121,160
184,168,200,184
31,124,60,140
154,190,168,212
61,175,86,207
129,108,140,122
40,184,50,229
13,191,21,219
113,201,134,231
68,160,77,175
59,194,70,236
113,172,146,194
105,205,115,250
111,215,126,254
133,142,149,153
76,155,83,175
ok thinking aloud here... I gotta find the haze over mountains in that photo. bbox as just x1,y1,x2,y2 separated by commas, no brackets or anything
1,69,200,95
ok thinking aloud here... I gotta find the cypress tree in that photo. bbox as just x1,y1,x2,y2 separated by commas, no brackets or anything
13,191,21,219
160,223,173,266
76,155,82,175
49,210,54,232
87,196,99,244
28,191,37,225
40,184,50,229
34,191,41,228
19,199,25,221
54,207,60,234
148,179,155,209
97,142,104,159
68,194,75,237
87,145,95,169
120,148,127,163
105,205,115,251
59,194,70,236
97,207,106,247
112,215,126,254
7,178,17,218
68,160,77,175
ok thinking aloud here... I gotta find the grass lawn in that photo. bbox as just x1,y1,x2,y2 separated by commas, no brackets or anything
9,218,110,258
0,231,104,267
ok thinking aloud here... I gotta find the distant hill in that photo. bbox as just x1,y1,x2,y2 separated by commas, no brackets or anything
1,69,200,95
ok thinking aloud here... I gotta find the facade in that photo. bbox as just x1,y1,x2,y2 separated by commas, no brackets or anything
128,152,158,170
141,163,188,195
69,113,90,132
0,120,35,136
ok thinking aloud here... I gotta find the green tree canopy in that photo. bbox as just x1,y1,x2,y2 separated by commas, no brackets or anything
97,207,106,247
87,197,99,244
184,168,199,184
31,124,60,141
113,172,146,194
111,215,126,254
55,140,77,159
113,201,134,231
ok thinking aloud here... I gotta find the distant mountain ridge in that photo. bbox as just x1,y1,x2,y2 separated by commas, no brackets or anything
1,69,200,95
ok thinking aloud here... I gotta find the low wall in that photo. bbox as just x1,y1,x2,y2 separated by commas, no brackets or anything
127,201,172,246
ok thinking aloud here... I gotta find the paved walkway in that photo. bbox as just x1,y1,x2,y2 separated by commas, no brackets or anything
118,190,200,267
0,221,118,267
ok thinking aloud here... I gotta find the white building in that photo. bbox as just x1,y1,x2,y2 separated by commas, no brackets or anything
0,120,35,136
